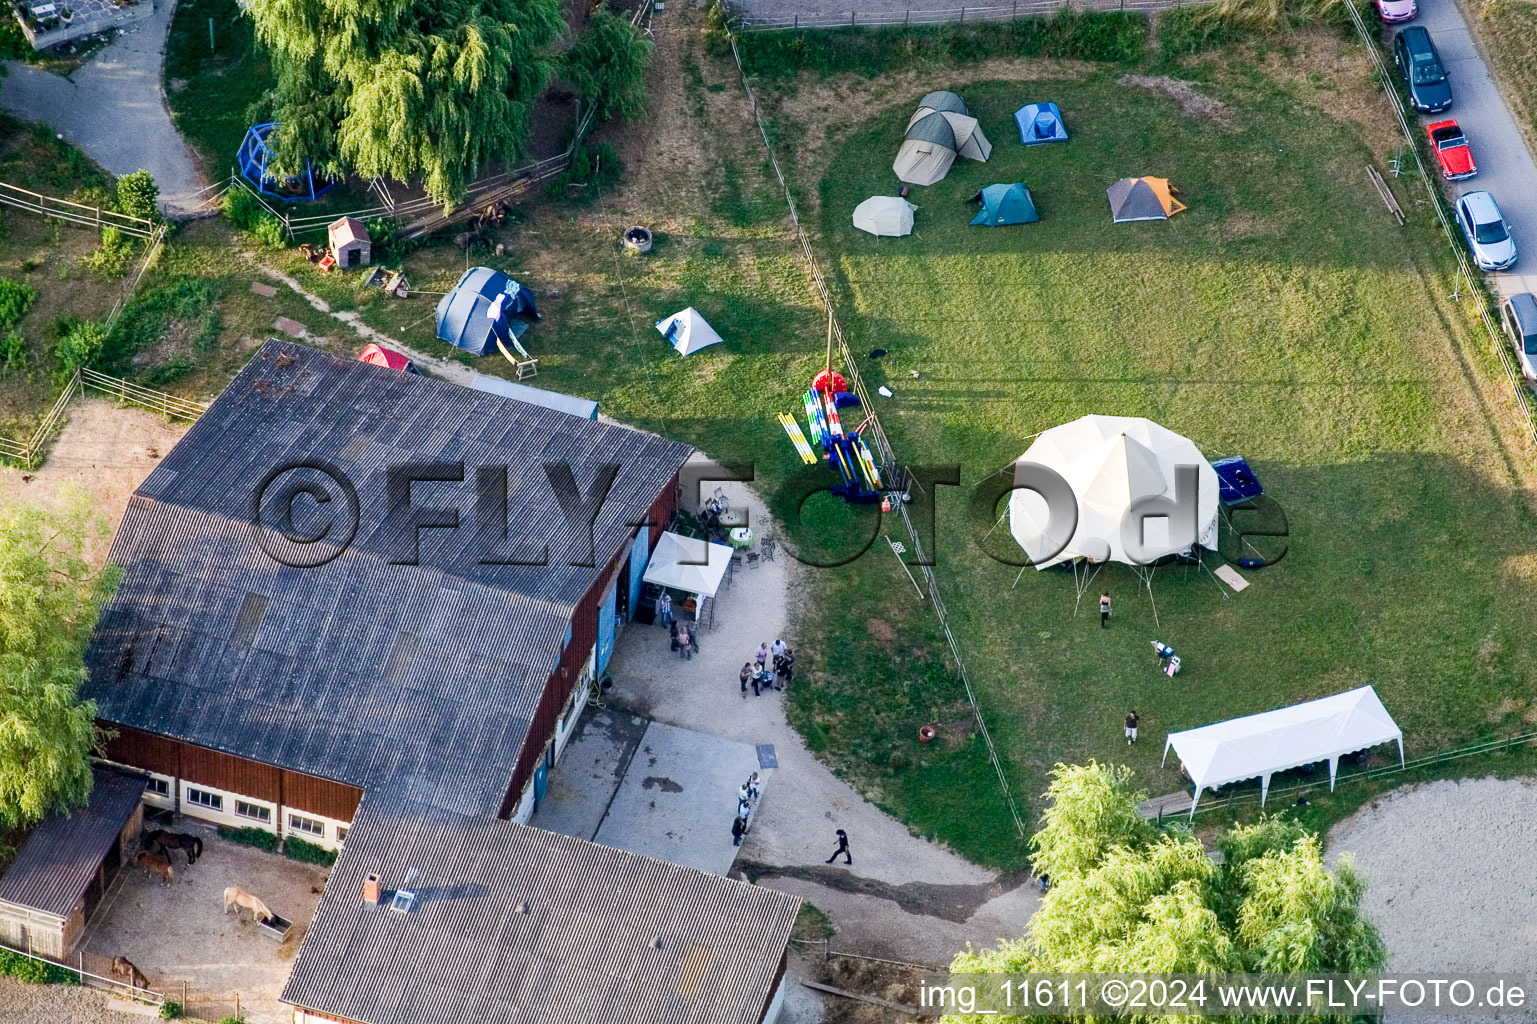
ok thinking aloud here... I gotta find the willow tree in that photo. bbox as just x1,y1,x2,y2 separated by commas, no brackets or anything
248,0,566,207
944,763,1386,1022
0,489,119,827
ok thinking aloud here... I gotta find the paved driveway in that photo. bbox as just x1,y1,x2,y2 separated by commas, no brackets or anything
1394,0,1537,300
0,0,206,213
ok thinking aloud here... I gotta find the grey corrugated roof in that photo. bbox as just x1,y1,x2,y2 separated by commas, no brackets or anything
82,340,691,816
0,767,146,918
904,110,957,150
282,799,801,1024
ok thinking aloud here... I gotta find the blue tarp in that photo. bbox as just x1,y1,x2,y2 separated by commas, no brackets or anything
435,267,540,357
1212,456,1264,506
1014,102,1068,146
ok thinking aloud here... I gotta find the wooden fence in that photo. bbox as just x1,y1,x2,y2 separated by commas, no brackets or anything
0,369,207,469
732,0,1193,30
0,179,156,239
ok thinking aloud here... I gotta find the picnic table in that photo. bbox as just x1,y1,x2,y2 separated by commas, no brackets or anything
718,509,746,528
728,527,753,549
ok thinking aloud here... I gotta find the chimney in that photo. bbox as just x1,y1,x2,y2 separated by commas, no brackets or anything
363,873,381,905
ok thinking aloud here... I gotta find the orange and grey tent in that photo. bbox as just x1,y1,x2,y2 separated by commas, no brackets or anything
1107,177,1186,222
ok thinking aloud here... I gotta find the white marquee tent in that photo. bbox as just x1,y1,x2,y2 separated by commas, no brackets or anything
1163,686,1404,817
1009,415,1219,570
642,531,734,603
853,196,917,237
655,308,724,356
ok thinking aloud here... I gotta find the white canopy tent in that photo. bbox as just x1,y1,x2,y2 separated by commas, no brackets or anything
1163,686,1404,817
655,308,725,356
853,196,917,237
642,531,734,606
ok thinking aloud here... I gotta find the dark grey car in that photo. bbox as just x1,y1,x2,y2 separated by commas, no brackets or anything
1394,27,1452,113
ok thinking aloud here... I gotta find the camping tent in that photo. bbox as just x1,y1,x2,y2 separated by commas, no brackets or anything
1163,686,1404,816
236,123,333,202
893,94,992,185
435,267,540,357
642,531,734,601
655,308,725,356
358,343,417,374
1008,414,1219,569
1107,177,1186,222
970,183,1039,227
1015,102,1068,145
853,196,917,237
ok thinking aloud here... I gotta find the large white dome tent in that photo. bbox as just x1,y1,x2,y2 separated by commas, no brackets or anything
1005,414,1221,621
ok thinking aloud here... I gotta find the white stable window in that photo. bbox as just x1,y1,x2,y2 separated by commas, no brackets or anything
236,800,271,824
288,812,324,837
146,777,170,798
336,826,349,846
186,787,222,812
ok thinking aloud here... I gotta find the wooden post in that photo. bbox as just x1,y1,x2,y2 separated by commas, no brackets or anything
960,5,965,20
850,9,855,24
182,980,186,1008
236,992,240,1019
905,7,910,24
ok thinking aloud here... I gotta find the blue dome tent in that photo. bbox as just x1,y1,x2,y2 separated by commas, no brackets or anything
435,267,541,358
237,123,335,202
1014,102,1068,146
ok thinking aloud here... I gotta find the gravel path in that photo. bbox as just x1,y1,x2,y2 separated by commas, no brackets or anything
0,0,206,213
1328,777,1537,979
0,976,157,1024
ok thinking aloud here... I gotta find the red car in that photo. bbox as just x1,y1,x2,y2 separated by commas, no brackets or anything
1427,120,1477,181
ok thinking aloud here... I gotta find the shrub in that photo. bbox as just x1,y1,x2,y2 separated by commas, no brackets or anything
545,141,622,200
0,277,36,332
102,277,220,372
116,170,160,222
160,999,184,1019
221,184,262,230
0,948,49,983
218,1016,245,1024
217,825,280,852
1,330,26,373
251,212,287,250
284,835,338,866
83,225,136,278
54,320,106,380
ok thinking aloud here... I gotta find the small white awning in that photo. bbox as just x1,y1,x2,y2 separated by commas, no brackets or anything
642,531,734,600
1163,685,1404,817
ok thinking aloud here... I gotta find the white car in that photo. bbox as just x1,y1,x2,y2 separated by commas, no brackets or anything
1456,191,1517,272
1376,0,1417,23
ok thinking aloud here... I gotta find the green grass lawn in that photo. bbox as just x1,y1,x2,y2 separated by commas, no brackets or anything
791,56,1537,865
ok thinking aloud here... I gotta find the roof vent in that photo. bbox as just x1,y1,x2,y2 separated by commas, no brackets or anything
650,936,664,950
363,873,381,905
391,890,416,913
516,901,529,915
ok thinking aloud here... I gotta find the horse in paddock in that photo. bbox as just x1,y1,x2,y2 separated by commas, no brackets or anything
223,885,274,924
143,829,202,865
134,850,174,885
110,956,147,990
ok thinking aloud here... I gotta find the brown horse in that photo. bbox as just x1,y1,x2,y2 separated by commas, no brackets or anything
110,956,147,990
223,885,273,924
134,850,174,885
143,829,202,865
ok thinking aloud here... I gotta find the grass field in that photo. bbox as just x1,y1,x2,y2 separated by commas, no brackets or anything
765,29,1537,866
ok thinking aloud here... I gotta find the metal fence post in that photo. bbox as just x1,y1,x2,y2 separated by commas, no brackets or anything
960,5,965,20
850,9,855,24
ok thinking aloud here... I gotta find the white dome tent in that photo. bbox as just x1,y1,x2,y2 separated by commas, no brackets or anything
852,196,917,237
1006,415,1220,621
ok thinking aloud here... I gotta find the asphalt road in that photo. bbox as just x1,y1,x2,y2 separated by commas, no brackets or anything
1393,0,1537,300
0,0,206,213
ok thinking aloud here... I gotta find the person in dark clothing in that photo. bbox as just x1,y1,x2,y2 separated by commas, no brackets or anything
740,663,753,699
1124,710,1139,745
732,815,746,846
826,828,851,865
1099,592,1112,628
774,650,794,688
751,667,761,697
670,620,679,651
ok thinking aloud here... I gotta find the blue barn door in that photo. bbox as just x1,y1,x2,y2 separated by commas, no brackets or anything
596,579,618,676
626,529,651,621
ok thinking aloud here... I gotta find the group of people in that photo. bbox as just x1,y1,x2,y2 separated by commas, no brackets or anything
740,638,794,697
731,772,762,846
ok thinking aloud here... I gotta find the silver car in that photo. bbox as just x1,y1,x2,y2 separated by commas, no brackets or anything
1501,292,1537,379
1456,191,1517,271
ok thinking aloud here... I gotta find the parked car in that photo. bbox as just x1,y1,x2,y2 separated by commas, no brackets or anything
1427,120,1477,180
1501,293,1537,379
1456,191,1518,271
1394,27,1452,113
1376,0,1417,23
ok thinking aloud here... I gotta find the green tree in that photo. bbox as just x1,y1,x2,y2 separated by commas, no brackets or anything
0,491,120,828
247,0,566,208
566,5,653,124
946,763,1386,1022
55,320,106,381
115,170,159,222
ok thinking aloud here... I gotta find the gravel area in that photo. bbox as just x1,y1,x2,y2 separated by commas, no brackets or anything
1328,777,1537,1023
0,976,158,1024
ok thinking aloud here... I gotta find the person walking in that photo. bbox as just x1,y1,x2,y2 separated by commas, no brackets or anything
679,626,693,660
731,815,746,846
825,828,852,865
669,619,679,652
746,772,760,801
772,638,788,661
751,667,761,697
1099,592,1112,628
738,782,751,806
1124,710,1139,745
755,642,769,669
660,593,673,628
774,649,794,689
740,662,752,699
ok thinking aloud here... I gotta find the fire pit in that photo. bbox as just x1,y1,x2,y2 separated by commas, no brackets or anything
622,226,653,253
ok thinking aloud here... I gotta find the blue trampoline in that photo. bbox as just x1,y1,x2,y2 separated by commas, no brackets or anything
1015,102,1068,146
1211,456,1263,506
237,123,334,202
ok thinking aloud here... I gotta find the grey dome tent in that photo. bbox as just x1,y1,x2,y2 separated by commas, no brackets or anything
917,90,968,115
970,183,1039,226
435,267,540,357
893,110,959,186
1107,176,1186,223
1015,102,1068,145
